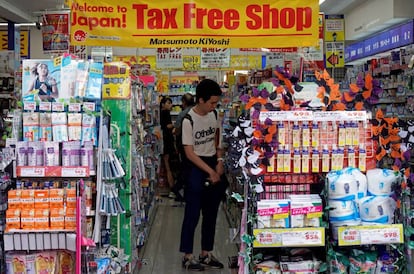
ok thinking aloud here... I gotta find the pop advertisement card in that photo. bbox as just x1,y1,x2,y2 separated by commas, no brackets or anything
22,59,62,103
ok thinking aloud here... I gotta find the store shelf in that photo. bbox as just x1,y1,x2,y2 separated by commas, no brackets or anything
16,166,90,177
4,230,76,251
253,227,325,248
337,224,403,246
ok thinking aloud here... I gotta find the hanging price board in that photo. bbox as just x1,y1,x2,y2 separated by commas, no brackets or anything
282,229,323,246
61,167,89,177
253,227,324,247
18,167,45,177
337,224,403,246
254,231,282,246
360,226,402,245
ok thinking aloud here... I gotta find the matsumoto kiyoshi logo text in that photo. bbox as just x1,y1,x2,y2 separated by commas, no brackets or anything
71,2,314,32
149,38,230,46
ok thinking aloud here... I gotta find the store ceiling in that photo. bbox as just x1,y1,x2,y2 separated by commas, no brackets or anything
0,0,65,23
0,0,358,24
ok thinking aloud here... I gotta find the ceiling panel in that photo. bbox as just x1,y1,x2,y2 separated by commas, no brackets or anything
0,0,64,23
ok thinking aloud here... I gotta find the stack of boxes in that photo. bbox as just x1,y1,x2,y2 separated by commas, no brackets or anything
5,183,77,231
256,194,323,229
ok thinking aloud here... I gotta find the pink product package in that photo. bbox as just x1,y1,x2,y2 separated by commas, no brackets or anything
43,141,60,166
16,141,28,166
26,142,44,166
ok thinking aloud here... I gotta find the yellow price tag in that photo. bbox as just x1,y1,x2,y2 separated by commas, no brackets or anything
307,212,322,218
273,213,289,219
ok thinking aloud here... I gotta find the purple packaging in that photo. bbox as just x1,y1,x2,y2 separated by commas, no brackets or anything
27,142,44,166
62,141,81,166
43,141,60,166
81,145,95,175
16,141,28,166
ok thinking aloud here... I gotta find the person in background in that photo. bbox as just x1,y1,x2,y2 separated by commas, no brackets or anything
159,96,177,199
179,79,226,271
172,93,196,202
27,63,59,102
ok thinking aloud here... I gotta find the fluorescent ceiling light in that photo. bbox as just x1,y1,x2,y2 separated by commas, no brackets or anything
0,22,41,27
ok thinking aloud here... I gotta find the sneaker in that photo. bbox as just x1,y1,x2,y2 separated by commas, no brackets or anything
199,253,224,269
182,256,205,271
168,192,176,199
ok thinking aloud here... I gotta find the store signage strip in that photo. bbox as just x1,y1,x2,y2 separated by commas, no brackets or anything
345,20,414,62
69,0,319,48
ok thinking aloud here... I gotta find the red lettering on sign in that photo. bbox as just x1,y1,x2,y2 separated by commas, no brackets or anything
183,3,240,30
133,4,178,29
245,5,312,31
72,12,126,30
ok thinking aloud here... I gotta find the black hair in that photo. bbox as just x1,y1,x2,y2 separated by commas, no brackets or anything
195,79,222,103
159,96,172,111
181,93,195,107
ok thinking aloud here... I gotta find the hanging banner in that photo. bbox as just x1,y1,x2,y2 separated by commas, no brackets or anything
69,0,319,48
200,48,230,68
324,14,345,68
69,45,88,59
156,48,183,69
102,62,131,99
266,52,285,68
0,30,30,58
42,13,70,54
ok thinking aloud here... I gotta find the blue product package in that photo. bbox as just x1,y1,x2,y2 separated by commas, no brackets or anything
85,62,103,100
23,112,40,141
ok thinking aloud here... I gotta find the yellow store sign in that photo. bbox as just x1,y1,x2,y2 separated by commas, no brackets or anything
68,0,319,48
0,30,30,58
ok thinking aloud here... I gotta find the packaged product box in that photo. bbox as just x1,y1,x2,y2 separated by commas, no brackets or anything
50,207,65,230
21,208,35,230
23,112,40,142
7,189,21,209
65,207,76,230
34,208,49,230
257,199,290,228
5,208,21,231
84,181,94,215
20,189,35,209
289,194,322,228
65,188,76,208
5,252,36,274
35,251,57,274
49,188,64,208
34,189,50,209
57,250,75,274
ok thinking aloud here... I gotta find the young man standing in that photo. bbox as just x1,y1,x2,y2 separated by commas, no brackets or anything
179,79,226,271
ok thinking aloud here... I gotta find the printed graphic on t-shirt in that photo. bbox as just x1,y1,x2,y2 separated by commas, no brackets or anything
194,126,216,146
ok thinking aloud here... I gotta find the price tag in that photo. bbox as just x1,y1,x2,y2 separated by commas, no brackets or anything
23,102,36,111
20,167,45,177
360,227,402,244
338,227,360,245
52,103,65,112
68,103,82,112
83,102,96,112
282,229,323,246
255,231,282,246
61,167,88,177
39,102,52,111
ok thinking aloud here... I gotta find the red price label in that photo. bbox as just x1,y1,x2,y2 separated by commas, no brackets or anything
305,232,319,240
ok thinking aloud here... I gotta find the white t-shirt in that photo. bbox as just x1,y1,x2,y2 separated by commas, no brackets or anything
182,109,220,157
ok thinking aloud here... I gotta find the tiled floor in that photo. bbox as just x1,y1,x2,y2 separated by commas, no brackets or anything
136,197,239,274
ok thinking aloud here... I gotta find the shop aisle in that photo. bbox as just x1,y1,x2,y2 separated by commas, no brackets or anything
137,197,239,274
